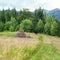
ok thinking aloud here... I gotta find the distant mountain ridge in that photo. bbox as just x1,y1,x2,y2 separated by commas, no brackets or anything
45,8,60,20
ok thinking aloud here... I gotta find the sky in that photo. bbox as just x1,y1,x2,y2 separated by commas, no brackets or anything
0,0,60,11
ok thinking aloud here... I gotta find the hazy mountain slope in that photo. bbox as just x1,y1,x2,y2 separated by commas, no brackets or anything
45,8,60,20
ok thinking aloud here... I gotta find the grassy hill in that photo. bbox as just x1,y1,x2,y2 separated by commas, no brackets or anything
0,32,60,60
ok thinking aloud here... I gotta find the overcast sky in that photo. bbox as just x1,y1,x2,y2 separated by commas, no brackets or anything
0,0,60,11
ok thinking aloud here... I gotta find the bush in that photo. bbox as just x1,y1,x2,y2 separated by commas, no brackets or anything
9,26,15,32
0,22,4,31
4,21,10,31
44,23,51,34
15,25,20,31
50,21,58,36
20,19,33,32
36,19,44,33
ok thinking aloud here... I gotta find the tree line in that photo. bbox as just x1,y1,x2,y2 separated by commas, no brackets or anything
0,8,60,36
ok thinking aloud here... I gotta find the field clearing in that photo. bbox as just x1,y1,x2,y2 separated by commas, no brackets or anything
0,32,60,60
26,33,60,49
0,32,60,49
43,34,60,49
0,37,39,49
0,37,39,60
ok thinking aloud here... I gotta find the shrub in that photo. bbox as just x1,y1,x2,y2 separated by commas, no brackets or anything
0,22,4,31
4,21,10,31
44,23,51,34
36,19,44,33
9,26,15,32
20,19,33,32
50,21,58,36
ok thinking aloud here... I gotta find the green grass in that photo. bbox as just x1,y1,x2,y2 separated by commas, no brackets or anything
0,43,60,60
0,32,60,60
30,43,60,60
0,32,17,37
0,43,38,60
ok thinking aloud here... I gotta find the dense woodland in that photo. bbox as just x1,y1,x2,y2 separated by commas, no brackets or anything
0,8,60,36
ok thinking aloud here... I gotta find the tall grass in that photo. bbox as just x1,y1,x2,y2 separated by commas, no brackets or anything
0,44,38,60
0,32,16,37
0,42,60,60
0,32,60,60
37,34,44,42
30,43,60,60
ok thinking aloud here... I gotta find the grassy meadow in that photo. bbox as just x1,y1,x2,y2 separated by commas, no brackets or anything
0,32,60,60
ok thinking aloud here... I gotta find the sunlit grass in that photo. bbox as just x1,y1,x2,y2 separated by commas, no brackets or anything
0,42,60,60
0,32,60,60
0,32,17,37
30,43,60,60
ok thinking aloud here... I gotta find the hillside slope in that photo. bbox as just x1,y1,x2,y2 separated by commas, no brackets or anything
45,8,60,20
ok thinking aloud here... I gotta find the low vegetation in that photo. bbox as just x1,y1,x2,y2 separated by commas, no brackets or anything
0,32,60,60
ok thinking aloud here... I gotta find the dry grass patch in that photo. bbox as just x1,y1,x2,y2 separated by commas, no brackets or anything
0,37,39,60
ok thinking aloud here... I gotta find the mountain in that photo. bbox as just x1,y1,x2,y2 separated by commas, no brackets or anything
45,8,60,20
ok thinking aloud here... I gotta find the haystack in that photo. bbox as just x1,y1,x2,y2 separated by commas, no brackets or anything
17,29,26,38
